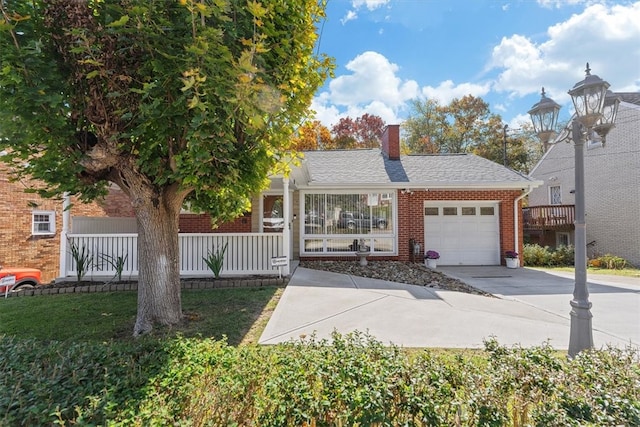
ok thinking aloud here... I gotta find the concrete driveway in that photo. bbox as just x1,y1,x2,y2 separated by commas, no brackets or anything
259,266,639,350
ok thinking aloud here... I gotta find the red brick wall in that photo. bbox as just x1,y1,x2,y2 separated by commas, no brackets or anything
179,212,252,233
381,125,401,160
0,167,135,283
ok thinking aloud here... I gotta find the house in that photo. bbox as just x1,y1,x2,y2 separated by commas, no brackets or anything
3,125,541,281
0,162,134,283
525,93,640,267
283,125,542,267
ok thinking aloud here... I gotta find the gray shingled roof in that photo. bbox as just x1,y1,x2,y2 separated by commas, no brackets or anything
299,149,536,188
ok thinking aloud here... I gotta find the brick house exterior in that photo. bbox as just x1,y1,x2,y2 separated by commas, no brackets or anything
0,164,133,283
527,94,640,267
289,125,541,266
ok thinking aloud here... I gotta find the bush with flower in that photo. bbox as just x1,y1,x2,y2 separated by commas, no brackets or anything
505,250,519,259
424,250,440,260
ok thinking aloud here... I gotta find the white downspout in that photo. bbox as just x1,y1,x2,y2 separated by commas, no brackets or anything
282,178,290,276
514,186,534,261
59,193,71,279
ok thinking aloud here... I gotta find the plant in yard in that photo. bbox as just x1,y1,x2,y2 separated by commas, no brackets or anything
99,253,129,282
68,240,93,282
425,250,440,259
203,243,228,279
505,250,519,259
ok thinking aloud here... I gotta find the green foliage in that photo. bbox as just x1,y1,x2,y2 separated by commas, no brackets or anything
68,239,94,281
401,97,542,173
99,252,129,282
589,254,629,270
202,242,228,278
1,333,638,426
0,0,333,219
523,244,574,267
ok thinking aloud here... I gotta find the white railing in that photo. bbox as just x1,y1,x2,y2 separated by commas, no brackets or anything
65,233,285,279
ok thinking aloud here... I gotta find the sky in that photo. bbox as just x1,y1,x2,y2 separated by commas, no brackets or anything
310,0,640,133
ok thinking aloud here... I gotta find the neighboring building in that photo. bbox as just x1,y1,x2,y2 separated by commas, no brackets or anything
0,163,133,283
525,93,640,267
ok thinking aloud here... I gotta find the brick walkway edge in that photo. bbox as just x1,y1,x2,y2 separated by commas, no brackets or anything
6,277,288,298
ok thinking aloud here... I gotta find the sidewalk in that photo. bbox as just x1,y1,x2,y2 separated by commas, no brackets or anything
259,266,639,350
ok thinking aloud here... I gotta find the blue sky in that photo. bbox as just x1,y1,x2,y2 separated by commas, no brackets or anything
310,0,640,131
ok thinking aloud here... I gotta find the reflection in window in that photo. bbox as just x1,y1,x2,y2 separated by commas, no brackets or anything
480,207,495,216
302,192,395,255
461,207,476,216
424,207,439,216
443,207,457,215
263,195,283,233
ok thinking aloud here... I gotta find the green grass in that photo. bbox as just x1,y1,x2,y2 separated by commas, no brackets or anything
531,265,640,278
0,287,283,345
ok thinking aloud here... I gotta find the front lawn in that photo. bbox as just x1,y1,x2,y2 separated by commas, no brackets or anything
1,286,638,426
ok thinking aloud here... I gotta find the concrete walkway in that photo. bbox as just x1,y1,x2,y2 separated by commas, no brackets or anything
259,266,639,350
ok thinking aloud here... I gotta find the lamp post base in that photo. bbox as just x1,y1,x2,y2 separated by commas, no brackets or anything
568,300,594,358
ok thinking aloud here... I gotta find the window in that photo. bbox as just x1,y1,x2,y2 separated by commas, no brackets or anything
301,192,395,255
461,207,476,216
424,207,439,216
549,186,561,205
557,232,570,247
262,195,284,232
480,207,495,216
32,211,55,235
443,207,457,215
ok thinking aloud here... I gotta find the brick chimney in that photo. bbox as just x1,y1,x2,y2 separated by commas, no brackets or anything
381,124,400,160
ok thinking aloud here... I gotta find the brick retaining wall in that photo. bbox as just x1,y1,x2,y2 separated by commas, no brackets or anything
5,277,287,298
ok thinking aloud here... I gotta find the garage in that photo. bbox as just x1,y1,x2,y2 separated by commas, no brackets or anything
424,201,500,266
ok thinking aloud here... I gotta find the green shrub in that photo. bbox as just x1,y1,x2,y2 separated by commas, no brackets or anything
203,242,228,278
1,334,638,426
523,244,574,267
590,254,629,270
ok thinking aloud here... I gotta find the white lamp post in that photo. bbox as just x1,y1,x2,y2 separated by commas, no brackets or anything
528,63,620,358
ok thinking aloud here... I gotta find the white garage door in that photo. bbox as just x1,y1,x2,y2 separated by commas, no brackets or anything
424,202,500,265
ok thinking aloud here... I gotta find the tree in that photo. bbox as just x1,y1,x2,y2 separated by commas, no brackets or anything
441,95,500,154
354,113,385,148
402,99,446,154
0,0,332,336
291,120,333,150
331,114,385,149
331,117,358,149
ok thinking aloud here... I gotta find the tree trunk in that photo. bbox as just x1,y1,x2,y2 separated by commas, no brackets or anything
131,187,184,337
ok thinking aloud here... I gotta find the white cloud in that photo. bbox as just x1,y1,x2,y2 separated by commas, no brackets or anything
537,0,588,9
491,2,640,103
311,51,419,127
340,10,358,25
421,80,492,105
352,0,390,11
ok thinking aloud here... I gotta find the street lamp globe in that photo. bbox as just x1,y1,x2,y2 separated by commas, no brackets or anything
568,63,610,129
528,87,561,146
593,90,621,145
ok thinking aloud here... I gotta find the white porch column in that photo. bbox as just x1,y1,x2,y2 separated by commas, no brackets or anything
282,177,291,275
59,193,71,278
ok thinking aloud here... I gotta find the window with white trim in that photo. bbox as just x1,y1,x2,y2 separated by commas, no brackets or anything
32,211,55,235
549,186,561,205
301,192,395,255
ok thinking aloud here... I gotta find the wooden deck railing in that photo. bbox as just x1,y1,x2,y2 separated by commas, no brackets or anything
523,205,575,229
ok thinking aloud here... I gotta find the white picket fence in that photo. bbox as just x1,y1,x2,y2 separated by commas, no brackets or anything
64,233,285,279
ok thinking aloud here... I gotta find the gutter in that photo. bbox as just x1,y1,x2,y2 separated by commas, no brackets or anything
514,185,535,258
